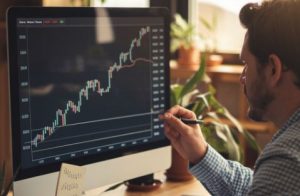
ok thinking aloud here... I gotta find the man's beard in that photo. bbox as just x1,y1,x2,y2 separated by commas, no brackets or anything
244,81,274,122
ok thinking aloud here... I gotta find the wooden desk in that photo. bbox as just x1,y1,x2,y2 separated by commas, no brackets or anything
8,173,209,196
86,173,210,196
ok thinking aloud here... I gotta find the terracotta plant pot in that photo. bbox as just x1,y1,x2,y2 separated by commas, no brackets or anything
165,147,194,182
207,54,223,67
177,46,200,70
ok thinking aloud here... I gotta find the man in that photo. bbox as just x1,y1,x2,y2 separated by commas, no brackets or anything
160,0,300,195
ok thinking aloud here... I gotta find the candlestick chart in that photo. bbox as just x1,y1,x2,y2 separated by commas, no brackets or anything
18,22,166,167
31,27,151,147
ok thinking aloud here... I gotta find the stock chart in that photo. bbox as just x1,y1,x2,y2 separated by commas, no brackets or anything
16,17,167,168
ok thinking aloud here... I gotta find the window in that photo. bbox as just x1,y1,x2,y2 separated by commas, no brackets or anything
189,0,261,53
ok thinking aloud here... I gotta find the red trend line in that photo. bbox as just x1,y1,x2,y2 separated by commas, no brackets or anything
122,57,154,68
32,27,152,147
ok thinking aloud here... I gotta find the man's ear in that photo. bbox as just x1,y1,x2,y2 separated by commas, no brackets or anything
267,54,283,87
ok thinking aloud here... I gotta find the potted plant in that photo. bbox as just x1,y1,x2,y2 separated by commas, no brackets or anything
166,55,260,181
170,14,200,70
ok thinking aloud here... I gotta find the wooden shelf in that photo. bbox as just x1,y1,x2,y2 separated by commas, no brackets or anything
207,64,244,74
207,65,243,83
219,118,276,133
170,60,243,82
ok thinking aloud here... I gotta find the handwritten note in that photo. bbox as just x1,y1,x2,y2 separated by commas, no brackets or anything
56,163,86,196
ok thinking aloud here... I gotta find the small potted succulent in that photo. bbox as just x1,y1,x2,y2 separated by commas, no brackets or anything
170,14,201,70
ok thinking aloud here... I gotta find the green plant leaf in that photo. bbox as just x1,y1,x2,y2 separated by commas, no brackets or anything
170,39,182,53
171,23,186,38
207,112,241,161
207,94,224,112
213,123,228,142
195,92,211,110
174,14,189,31
217,106,261,153
243,129,262,153
208,83,216,94
179,55,206,103
199,16,213,31
222,124,241,161
170,84,183,106
181,89,199,107
170,13,198,52
212,13,218,30
191,100,207,117
202,125,227,153
223,108,243,133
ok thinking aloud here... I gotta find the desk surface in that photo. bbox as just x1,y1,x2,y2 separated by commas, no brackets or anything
86,173,210,196
8,177,210,196
8,175,210,196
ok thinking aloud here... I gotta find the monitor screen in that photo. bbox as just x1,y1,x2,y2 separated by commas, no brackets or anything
7,7,170,195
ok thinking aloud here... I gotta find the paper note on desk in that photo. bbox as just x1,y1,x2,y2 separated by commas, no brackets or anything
56,163,86,196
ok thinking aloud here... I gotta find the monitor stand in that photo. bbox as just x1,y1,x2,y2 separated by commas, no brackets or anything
125,174,162,192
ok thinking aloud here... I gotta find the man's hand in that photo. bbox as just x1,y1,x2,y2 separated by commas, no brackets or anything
159,105,208,164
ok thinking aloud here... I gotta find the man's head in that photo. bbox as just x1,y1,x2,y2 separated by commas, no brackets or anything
239,0,300,122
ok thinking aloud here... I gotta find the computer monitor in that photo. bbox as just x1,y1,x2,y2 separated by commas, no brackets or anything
6,7,171,196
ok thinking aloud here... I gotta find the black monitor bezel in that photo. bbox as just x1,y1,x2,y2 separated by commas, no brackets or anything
7,6,170,181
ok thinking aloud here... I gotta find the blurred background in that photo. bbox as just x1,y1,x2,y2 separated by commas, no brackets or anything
0,0,275,191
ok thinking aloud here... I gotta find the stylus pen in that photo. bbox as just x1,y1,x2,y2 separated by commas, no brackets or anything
180,118,204,125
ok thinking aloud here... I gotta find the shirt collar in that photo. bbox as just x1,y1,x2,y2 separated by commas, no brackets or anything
272,107,300,142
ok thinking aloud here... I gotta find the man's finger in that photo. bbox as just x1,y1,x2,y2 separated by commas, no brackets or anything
163,113,195,136
167,105,195,119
